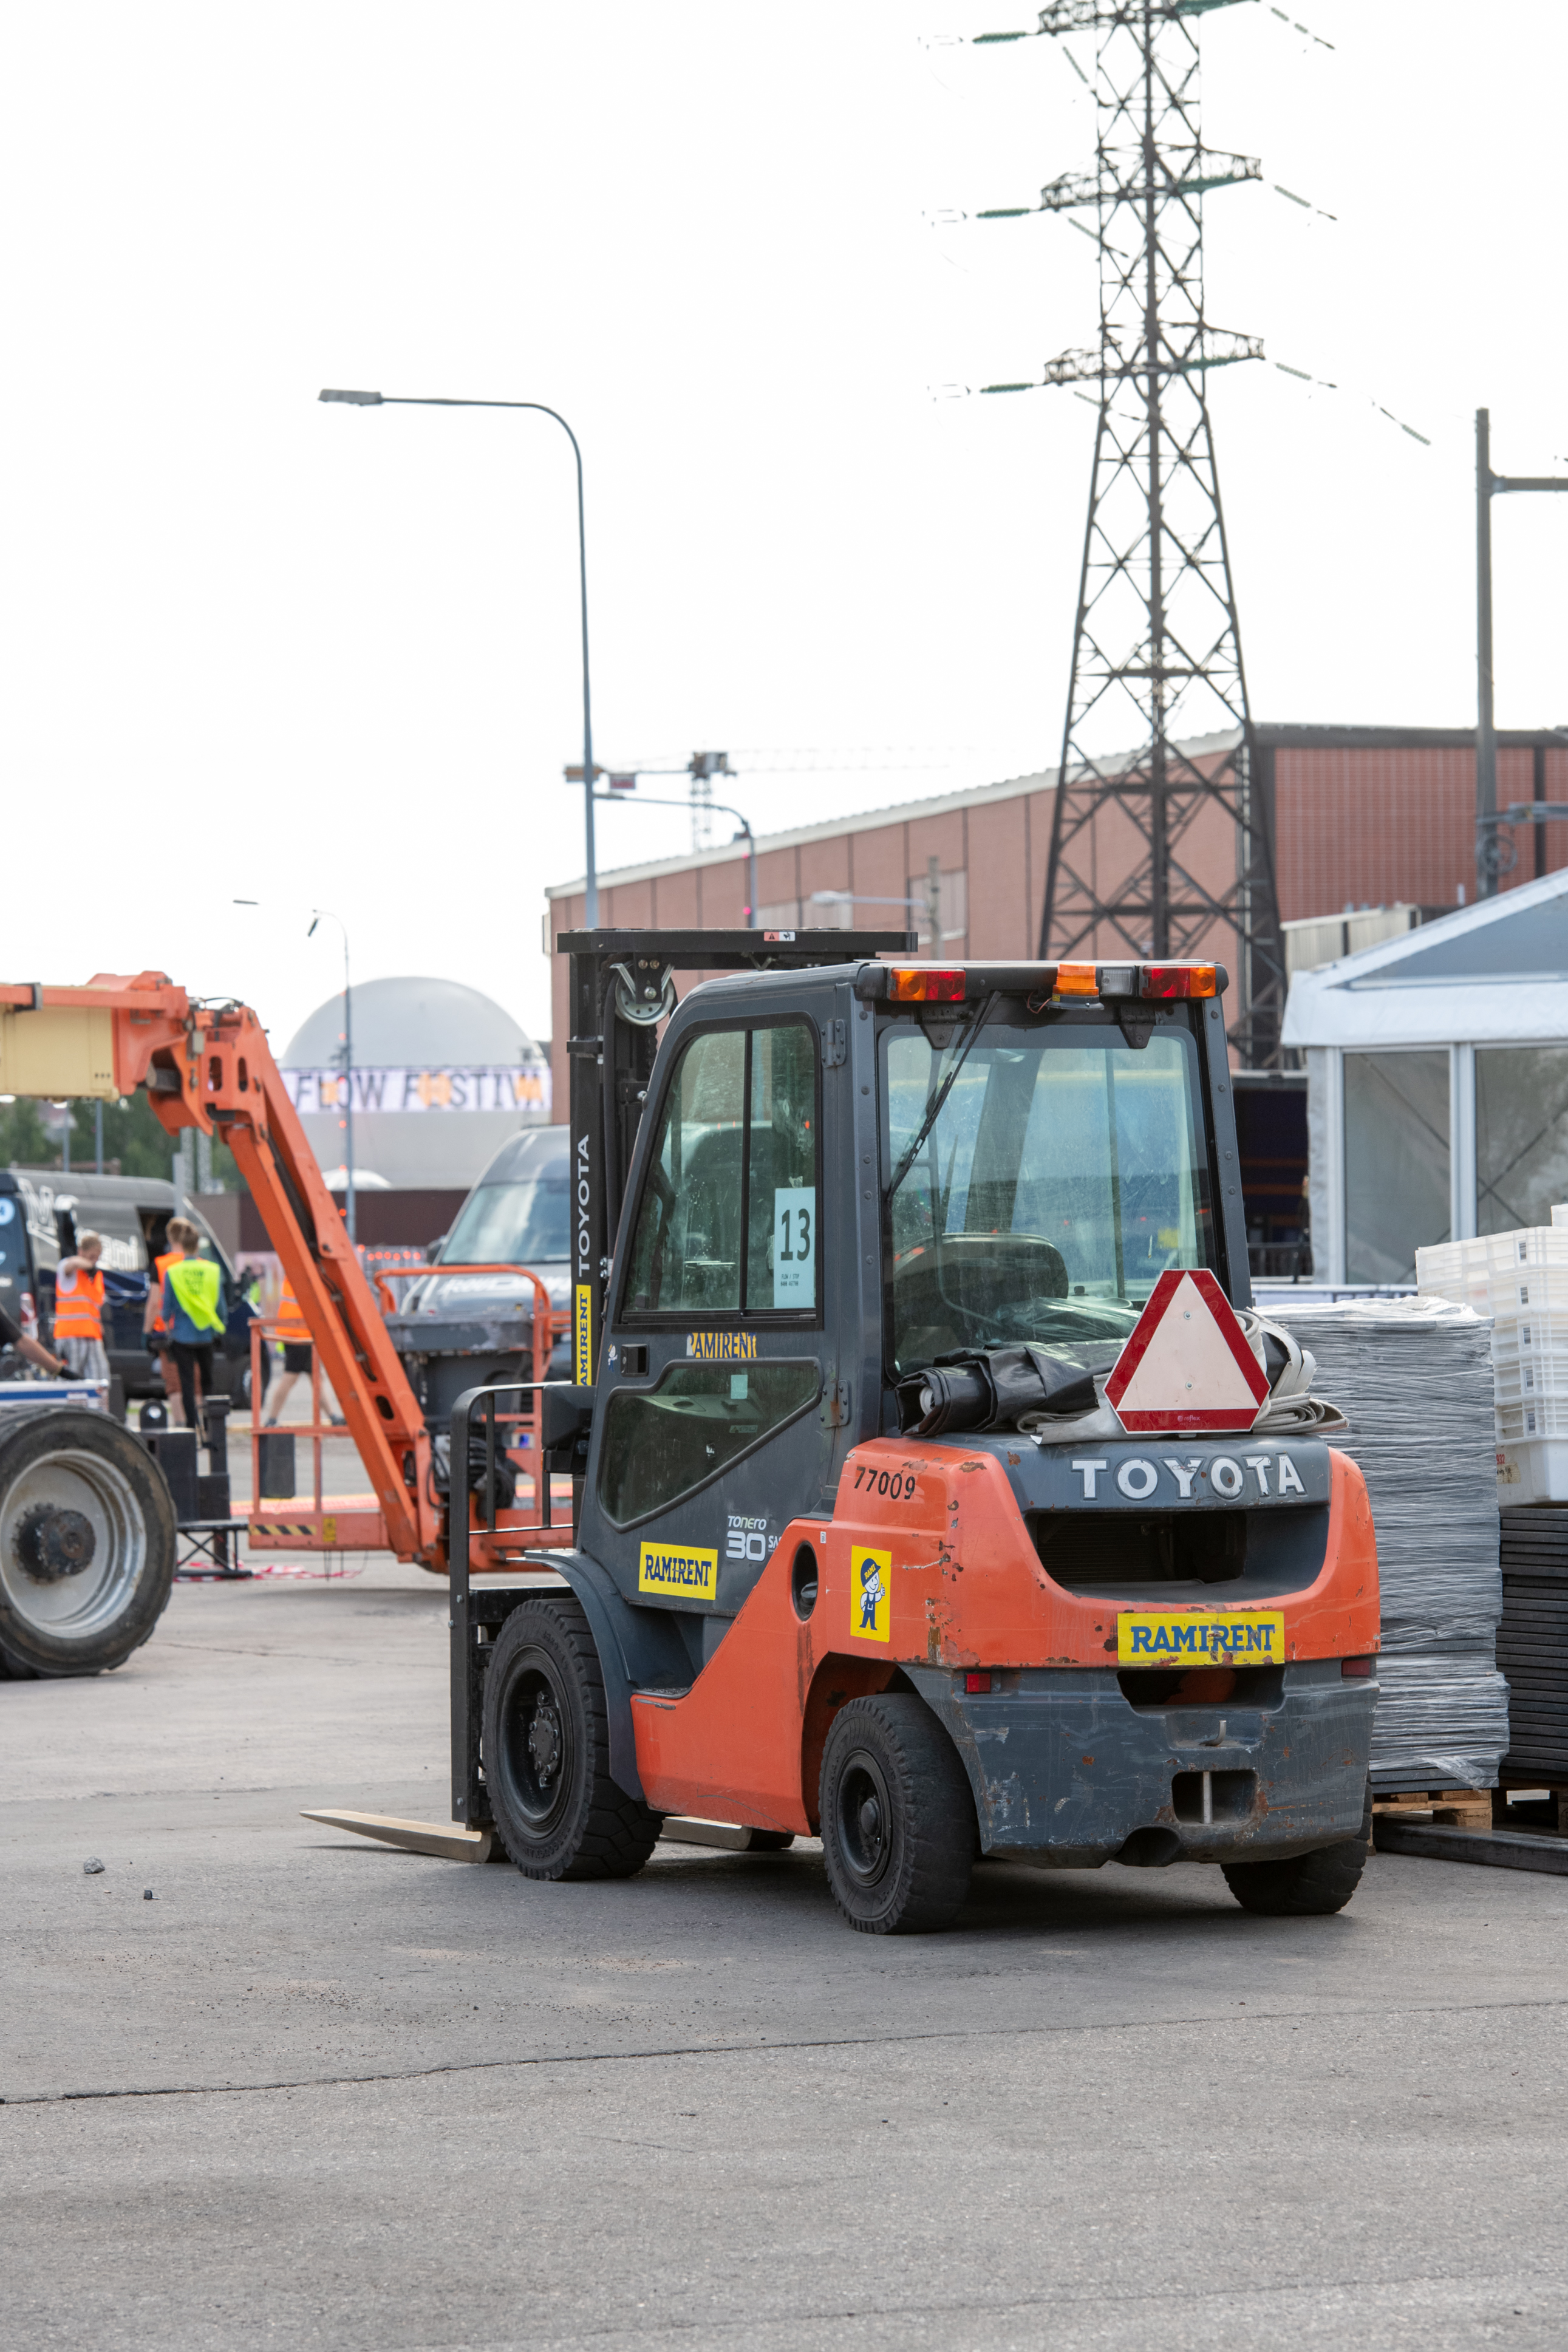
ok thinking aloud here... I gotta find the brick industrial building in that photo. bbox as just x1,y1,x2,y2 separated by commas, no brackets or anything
545,722,1568,1273
546,723,1568,1063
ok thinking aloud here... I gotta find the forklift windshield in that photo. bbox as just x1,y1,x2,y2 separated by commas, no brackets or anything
881,1015,1216,1376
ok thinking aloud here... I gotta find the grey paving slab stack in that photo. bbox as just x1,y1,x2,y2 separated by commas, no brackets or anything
1273,1298,1508,1791
1498,1507,1568,1783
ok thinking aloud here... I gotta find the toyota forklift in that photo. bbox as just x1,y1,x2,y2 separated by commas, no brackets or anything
447,930,1380,1934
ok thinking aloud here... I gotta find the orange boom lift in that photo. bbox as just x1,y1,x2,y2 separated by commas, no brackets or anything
0,973,563,1574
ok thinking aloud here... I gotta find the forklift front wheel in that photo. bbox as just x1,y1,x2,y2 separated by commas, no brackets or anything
483,1598,661,1881
819,1695,975,1934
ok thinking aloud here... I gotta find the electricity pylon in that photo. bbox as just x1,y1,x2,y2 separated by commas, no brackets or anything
979,0,1285,1064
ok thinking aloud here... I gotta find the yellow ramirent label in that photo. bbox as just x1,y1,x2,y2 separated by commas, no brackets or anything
686,1331,757,1359
574,1284,593,1385
639,1542,719,1602
1117,1611,1285,1666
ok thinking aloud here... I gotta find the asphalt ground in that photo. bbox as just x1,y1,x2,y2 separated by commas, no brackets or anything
4,1566,1567,2351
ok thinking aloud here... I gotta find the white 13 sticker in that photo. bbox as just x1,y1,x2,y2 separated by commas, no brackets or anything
773,1187,815,1308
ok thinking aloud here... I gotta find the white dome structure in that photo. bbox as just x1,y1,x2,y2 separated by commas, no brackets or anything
281,976,550,1192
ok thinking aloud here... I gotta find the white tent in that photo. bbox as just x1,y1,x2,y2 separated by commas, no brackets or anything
1283,867,1568,1284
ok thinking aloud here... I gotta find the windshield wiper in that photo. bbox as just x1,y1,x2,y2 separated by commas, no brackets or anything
884,994,998,1205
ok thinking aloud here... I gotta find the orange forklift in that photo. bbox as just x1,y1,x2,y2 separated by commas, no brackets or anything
1,944,1379,1932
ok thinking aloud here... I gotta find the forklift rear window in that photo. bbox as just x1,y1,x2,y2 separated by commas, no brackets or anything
598,1358,821,1526
882,1017,1216,1375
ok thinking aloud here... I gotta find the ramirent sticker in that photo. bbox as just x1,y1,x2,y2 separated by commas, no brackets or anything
1117,1610,1285,1665
686,1331,758,1360
639,1542,720,1602
574,1284,593,1386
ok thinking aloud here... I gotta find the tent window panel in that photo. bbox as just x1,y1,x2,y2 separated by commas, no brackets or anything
1476,1046,1568,1235
1343,1051,1450,1283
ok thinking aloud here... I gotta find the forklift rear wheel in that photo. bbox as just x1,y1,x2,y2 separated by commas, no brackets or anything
1220,1784,1372,1917
483,1597,661,1881
0,1409,177,1677
819,1694,974,1934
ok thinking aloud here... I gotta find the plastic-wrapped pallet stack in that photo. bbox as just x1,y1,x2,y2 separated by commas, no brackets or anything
1272,1297,1508,1792
1418,1220,1568,1505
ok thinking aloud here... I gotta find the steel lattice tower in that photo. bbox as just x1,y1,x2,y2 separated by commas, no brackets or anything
980,0,1284,1063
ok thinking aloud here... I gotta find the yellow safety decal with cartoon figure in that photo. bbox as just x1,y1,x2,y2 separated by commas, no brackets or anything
851,1546,890,1643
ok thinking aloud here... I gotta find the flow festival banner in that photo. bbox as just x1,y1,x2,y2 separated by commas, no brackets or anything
282,1065,551,1117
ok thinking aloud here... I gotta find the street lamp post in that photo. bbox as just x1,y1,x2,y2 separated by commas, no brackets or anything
594,789,758,925
1475,409,1568,900
308,910,355,1244
319,388,600,925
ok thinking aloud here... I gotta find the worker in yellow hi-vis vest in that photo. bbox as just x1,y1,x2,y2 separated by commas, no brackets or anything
160,1218,228,1442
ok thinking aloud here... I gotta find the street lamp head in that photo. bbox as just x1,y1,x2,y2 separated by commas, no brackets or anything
307,916,320,938
319,388,383,405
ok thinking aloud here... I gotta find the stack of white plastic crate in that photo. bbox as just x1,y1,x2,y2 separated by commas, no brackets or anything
1416,1222,1568,1503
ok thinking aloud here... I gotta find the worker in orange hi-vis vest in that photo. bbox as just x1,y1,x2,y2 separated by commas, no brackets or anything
54,1230,110,1385
261,1272,344,1428
141,1230,186,1422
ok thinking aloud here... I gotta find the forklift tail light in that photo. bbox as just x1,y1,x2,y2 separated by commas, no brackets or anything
1054,961,1099,997
1341,1655,1377,1679
888,967,966,1002
1142,963,1218,1000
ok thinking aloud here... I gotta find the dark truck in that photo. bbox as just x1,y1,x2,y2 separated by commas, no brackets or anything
0,1170,253,1403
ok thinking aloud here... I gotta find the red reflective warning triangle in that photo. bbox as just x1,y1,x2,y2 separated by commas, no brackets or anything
1104,1268,1270,1434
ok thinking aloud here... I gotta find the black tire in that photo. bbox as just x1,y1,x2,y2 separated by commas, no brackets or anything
1221,1784,1372,1918
0,1409,177,1677
483,1597,660,1881
819,1694,975,1934
748,1830,796,1852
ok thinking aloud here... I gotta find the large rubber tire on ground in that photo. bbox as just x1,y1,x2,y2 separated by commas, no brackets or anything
1221,1783,1372,1918
748,1830,796,1852
483,1596,661,1881
819,1693,975,1934
0,1409,177,1677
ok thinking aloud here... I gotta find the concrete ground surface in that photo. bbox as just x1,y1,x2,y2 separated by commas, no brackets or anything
4,1565,1566,2352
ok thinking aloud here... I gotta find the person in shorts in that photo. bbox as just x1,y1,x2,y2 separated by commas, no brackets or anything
53,1231,111,1383
142,1227,187,1422
261,1275,312,1425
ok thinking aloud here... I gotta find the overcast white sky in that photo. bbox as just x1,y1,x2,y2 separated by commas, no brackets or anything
3,2,1564,1052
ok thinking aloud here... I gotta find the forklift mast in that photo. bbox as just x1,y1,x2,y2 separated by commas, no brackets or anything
562,929,916,1388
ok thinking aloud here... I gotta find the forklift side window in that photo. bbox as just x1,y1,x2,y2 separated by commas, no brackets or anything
624,1021,819,1321
598,1359,821,1527
746,1022,818,1311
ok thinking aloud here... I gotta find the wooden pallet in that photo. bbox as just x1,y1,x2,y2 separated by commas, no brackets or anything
1372,1787,1493,1832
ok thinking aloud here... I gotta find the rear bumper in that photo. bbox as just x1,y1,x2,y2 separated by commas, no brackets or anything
906,1660,1375,1867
